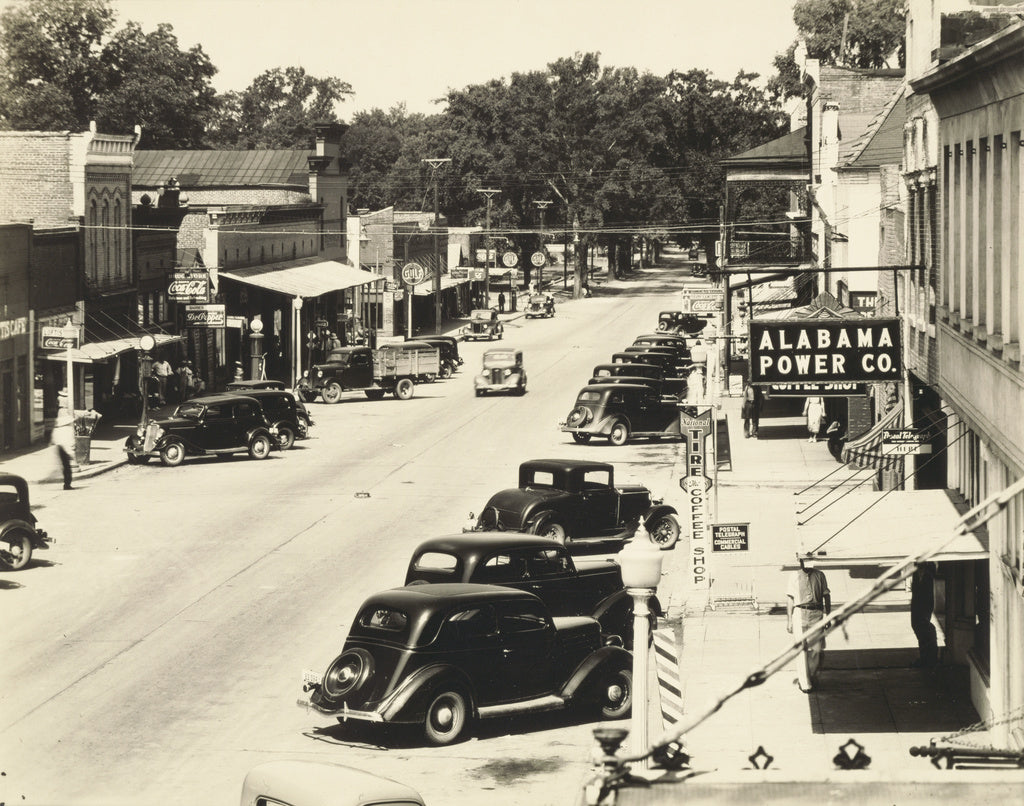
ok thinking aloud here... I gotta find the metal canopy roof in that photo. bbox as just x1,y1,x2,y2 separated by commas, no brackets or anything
219,260,382,298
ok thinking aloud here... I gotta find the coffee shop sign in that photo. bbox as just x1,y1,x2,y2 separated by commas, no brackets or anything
750,319,901,384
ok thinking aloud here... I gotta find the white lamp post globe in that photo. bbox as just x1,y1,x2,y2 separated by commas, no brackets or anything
138,334,156,352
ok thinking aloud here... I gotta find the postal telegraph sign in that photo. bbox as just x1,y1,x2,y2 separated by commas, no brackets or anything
750,319,901,384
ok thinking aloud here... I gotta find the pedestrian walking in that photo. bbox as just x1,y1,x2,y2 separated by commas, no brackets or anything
911,562,939,667
803,395,826,442
152,357,172,404
498,292,505,313
741,380,762,438
51,404,75,490
327,331,341,351
787,556,831,692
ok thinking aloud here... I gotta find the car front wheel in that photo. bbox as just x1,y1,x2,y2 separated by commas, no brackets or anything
647,513,681,550
424,689,469,746
322,382,343,404
598,667,632,720
0,529,33,570
160,441,185,467
440,364,453,379
394,378,414,400
608,421,630,446
571,432,592,444
276,425,295,450
531,515,567,543
248,434,271,460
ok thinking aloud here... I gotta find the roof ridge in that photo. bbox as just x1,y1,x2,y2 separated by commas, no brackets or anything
839,83,906,168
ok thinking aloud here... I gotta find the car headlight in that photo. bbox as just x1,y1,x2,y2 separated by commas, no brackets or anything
503,369,512,378
315,369,323,378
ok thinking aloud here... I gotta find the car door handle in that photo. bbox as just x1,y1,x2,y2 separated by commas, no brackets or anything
502,649,513,657
529,584,542,591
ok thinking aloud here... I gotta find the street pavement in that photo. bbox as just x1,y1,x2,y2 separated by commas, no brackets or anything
0,257,996,798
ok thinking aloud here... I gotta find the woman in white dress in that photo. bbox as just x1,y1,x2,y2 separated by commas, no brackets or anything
802,395,826,442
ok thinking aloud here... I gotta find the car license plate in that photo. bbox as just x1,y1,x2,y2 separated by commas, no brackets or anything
302,669,322,687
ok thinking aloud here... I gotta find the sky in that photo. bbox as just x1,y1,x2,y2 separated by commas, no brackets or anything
109,0,798,117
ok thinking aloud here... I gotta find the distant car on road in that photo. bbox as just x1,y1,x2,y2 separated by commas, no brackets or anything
461,308,504,341
240,760,425,806
300,583,633,745
525,293,555,318
0,473,52,570
411,335,463,378
468,458,680,550
474,347,526,396
405,533,659,648
124,394,279,466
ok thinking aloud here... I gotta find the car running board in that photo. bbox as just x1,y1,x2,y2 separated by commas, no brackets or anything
477,695,565,718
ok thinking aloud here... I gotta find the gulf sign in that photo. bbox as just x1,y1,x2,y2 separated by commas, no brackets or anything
749,319,901,384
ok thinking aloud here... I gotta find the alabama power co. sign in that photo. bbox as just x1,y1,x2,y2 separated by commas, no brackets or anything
749,319,901,384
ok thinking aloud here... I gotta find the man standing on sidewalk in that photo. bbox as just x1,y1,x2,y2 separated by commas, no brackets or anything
152,357,172,405
787,556,831,692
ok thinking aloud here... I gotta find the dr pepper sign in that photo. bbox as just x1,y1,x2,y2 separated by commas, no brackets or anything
749,319,901,384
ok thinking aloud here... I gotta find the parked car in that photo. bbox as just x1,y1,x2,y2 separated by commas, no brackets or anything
591,362,686,399
240,760,426,806
632,334,692,360
123,394,279,466
611,350,687,379
562,383,685,447
300,583,633,745
524,293,555,318
405,534,660,648
0,473,53,570
467,459,680,550
213,388,308,449
461,308,504,341
657,311,707,335
412,335,463,378
474,347,526,396
226,379,288,392
227,382,314,439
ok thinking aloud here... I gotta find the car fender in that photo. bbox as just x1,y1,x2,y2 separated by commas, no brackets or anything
559,645,633,700
154,434,194,453
525,507,561,533
245,426,275,447
592,590,664,629
643,503,678,526
379,664,479,723
0,518,37,540
594,413,631,436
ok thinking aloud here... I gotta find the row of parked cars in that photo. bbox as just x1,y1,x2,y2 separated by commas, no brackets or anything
560,327,697,445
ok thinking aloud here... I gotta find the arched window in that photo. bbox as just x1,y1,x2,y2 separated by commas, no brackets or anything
101,199,110,281
89,200,98,277
114,198,122,279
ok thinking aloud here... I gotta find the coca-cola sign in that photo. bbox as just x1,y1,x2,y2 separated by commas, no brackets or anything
168,271,210,302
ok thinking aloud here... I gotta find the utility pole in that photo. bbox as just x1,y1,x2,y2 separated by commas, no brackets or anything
423,157,451,335
533,200,552,289
478,188,501,308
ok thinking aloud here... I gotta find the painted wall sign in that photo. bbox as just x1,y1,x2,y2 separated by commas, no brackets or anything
749,319,901,383
712,523,750,552
767,382,868,397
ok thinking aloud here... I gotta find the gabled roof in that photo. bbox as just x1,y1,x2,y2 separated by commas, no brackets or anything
132,149,311,189
838,85,906,170
721,127,809,167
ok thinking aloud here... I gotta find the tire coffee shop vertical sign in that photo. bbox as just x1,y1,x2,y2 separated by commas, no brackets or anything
679,407,714,591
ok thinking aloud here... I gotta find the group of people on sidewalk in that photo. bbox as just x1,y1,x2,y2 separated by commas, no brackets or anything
147,358,204,406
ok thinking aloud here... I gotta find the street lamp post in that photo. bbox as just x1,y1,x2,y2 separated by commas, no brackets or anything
478,188,500,307
617,529,664,767
422,158,451,335
249,315,264,380
533,199,552,289
137,334,156,427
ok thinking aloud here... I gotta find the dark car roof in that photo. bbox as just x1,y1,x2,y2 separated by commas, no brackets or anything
521,458,614,474
414,533,564,556
363,583,539,614
588,376,659,386
594,362,660,373
580,382,654,395
634,333,688,342
0,473,29,496
186,393,261,406
215,388,291,398
226,379,287,389
392,340,435,349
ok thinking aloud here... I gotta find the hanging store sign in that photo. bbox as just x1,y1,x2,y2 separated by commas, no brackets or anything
681,288,724,314
679,407,713,589
0,316,28,342
882,428,933,456
501,251,519,268
401,262,428,286
768,382,868,397
450,267,469,280
530,251,546,268
750,319,901,384
469,267,487,281
185,304,226,328
40,324,77,349
168,270,210,303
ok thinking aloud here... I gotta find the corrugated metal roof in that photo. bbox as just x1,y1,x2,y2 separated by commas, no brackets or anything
219,258,381,298
133,149,311,189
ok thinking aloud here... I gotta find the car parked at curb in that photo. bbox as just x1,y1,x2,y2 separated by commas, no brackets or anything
474,347,526,396
213,388,310,449
611,350,687,379
124,394,279,466
299,584,633,746
405,534,660,649
240,760,426,806
0,473,53,571
591,362,686,400
562,383,685,447
632,334,692,361
467,459,680,550
657,311,707,335
461,308,504,341
411,335,463,378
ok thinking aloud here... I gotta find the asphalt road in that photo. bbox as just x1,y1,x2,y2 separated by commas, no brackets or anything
1,263,702,806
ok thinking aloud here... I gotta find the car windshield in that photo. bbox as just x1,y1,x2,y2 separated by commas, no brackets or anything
173,403,205,419
577,390,602,403
471,310,492,321
325,350,350,366
483,352,516,367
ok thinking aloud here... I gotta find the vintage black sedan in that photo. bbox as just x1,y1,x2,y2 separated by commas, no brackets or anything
562,383,685,447
474,347,526,396
299,584,633,746
524,293,555,318
657,311,707,335
591,362,686,399
0,473,52,570
214,388,310,449
468,459,680,550
412,335,463,378
405,534,659,649
124,394,279,466
461,308,504,341
632,333,692,360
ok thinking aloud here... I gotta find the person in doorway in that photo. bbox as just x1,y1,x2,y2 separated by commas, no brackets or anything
152,357,172,405
497,291,506,313
910,562,939,667
177,361,195,402
51,403,75,490
741,380,762,438
327,331,341,351
826,421,847,461
803,395,826,442
786,556,831,692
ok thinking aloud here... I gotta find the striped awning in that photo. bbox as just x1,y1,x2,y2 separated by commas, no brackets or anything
841,405,904,471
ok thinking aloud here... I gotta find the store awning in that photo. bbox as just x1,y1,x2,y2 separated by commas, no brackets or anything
219,259,382,298
43,333,184,364
412,275,472,296
795,488,989,568
841,405,904,471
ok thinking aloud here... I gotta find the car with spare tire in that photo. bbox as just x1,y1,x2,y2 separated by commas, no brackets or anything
0,473,53,570
299,583,633,746
562,384,686,447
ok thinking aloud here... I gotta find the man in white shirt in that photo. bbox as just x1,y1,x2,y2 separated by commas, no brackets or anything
786,556,831,692
152,358,172,404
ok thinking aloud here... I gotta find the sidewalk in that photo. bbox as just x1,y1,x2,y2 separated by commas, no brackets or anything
652,391,986,777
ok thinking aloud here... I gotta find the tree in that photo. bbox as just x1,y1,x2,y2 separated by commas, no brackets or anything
769,0,906,100
213,66,354,149
95,22,217,148
0,0,114,129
